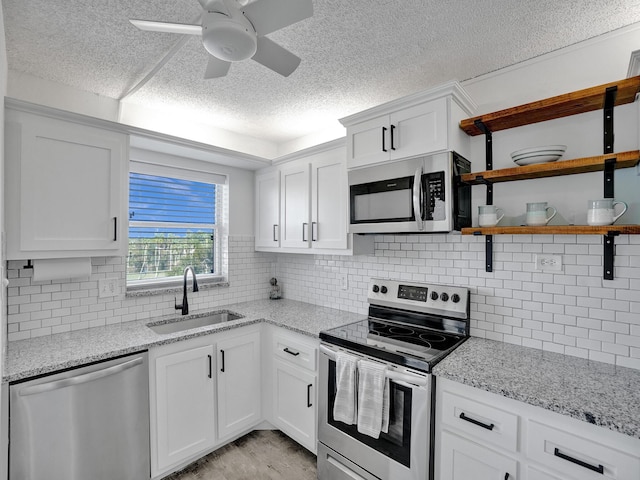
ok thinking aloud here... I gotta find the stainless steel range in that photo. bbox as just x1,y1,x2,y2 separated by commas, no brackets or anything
317,278,470,480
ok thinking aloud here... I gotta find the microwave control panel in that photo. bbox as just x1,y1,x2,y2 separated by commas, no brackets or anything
423,171,445,221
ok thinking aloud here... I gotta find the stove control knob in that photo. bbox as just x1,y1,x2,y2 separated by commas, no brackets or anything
451,294,461,303
380,286,388,294
440,292,449,302
430,291,439,301
372,285,380,293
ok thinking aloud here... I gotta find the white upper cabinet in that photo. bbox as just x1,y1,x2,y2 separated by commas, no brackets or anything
255,170,281,249
5,106,128,259
311,148,348,250
280,162,311,249
340,81,476,169
254,139,372,255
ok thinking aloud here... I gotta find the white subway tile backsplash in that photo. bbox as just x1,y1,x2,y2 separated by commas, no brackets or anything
6,233,640,371
6,236,274,342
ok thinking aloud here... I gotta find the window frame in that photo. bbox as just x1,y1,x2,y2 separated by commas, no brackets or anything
126,159,229,292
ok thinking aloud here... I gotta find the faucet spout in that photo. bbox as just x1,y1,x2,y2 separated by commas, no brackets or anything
175,266,199,315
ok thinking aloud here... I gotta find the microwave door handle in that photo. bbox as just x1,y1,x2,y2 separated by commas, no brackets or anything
413,166,424,231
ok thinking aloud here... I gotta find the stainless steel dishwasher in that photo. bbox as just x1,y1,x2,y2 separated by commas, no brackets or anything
10,351,150,480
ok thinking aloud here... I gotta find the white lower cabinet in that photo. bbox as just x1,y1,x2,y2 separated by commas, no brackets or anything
267,327,319,453
150,337,216,477
272,359,316,452
149,325,262,479
440,430,518,480
216,329,262,440
436,377,640,480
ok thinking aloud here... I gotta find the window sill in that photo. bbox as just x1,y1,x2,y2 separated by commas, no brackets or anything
126,276,229,298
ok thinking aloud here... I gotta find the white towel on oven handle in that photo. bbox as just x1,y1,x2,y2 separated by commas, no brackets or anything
333,351,358,425
356,359,389,438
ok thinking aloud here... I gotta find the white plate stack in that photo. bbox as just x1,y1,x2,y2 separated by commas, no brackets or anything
510,145,567,166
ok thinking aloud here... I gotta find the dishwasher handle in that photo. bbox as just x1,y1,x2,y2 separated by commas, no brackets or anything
18,356,144,396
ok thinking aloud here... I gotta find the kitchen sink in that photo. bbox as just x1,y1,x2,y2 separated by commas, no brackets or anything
147,311,243,334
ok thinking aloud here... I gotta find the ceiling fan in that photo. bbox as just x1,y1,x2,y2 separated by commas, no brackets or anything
130,0,313,79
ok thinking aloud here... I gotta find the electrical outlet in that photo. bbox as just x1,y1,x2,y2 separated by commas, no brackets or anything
98,278,118,298
534,254,563,272
338,273,348,290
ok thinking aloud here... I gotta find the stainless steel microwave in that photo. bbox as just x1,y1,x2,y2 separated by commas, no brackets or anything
348,151,471,233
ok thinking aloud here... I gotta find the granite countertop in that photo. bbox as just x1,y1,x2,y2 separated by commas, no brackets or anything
433,337,640,439
3,299,363,383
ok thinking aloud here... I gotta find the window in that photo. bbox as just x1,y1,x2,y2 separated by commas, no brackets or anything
127,161,228,289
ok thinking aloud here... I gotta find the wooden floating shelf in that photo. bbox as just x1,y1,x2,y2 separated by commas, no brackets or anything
460,76,640,136
460,151,640,185
461,225,640,236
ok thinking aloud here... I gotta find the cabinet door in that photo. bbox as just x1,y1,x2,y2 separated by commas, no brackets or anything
255,170,281,248
280,163,310,248
5,112,127,259
217,330,261,440
272,359,316,453
389,97,448,160
346,115,390,169
311,151,348,250
153,344,216,475
439,431,518,480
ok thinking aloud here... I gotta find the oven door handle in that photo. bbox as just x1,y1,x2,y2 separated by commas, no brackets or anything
320,345,428,387
412,165,424,231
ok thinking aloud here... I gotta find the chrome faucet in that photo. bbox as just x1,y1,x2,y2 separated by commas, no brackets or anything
175,266,199,315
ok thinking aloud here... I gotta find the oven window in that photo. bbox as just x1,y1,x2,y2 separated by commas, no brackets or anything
327,359,412,468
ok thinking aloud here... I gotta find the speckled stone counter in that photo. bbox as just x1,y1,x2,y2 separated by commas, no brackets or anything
433,337,640,439
4,299,363,383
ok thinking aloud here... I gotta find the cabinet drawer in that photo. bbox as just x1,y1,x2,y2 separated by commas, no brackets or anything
273,332,317,371
441,390,519,452
527,420,640,480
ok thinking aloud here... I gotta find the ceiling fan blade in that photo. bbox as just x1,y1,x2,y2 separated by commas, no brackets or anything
204,54,231,78
252,36,301,77
129,19,202,35
242,0,313,36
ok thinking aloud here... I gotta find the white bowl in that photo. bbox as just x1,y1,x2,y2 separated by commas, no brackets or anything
513,154,563,166
511,145,566,158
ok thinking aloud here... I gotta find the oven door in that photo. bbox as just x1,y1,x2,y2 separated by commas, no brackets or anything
318,345,432,480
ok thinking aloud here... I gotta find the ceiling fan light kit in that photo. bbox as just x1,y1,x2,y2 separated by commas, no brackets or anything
130,0,313,78
202,13,257,62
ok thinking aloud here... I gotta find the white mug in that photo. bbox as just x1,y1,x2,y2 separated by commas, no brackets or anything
478,205,504,227
526,202,557,226
587,199,627,226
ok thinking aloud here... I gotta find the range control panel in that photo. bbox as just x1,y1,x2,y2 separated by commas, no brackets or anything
367,278,469,319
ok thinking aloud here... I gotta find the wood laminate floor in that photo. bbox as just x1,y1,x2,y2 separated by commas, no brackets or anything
164,430,317,480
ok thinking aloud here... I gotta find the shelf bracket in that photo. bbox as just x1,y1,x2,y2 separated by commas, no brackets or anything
474,175,494,204
603,231,619,280
485,235,493,272
604,86,617,155
474,120,493,171
603,157,616,198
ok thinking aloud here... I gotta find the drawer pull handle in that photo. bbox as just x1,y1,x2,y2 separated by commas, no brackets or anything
307,383,313,407
207,354,212,378
554,447,604,474
459,412,495,431
284,347,300,356
220,350,225,372
504,474,510,480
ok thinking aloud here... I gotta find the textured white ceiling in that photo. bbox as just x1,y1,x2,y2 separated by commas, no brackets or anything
4,0,640,144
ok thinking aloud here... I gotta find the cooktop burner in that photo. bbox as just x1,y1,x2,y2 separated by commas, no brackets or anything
319,278,470,372
320,318,466,372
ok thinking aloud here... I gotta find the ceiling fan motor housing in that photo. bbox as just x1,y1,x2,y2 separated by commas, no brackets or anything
202,11,257,62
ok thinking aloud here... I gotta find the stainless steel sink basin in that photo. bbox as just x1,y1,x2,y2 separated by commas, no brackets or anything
148,311,243,334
